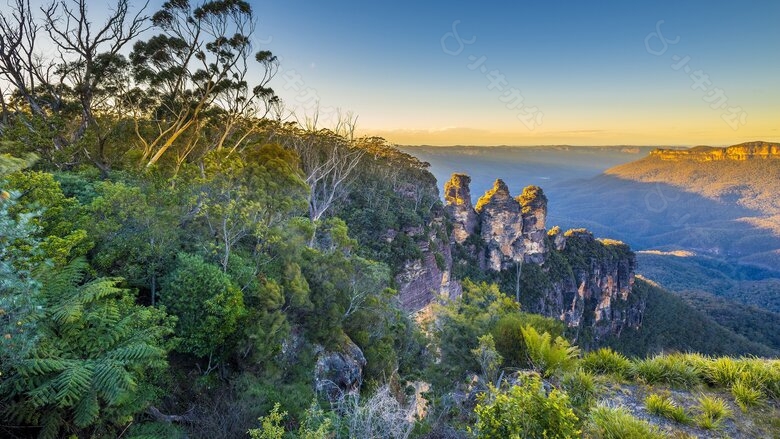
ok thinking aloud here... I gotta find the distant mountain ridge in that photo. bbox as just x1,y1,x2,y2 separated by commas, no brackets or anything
649,141,780,161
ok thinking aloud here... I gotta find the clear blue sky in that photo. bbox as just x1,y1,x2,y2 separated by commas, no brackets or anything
253,0,780,145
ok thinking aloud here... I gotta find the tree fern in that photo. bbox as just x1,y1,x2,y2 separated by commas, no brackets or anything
1,258,175,438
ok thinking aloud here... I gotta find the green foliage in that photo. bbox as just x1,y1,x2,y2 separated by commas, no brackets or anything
731,378,764,412
4,170,90,267
430,280,518,384
471,334,503,384
1,259,174,438
644,393,691,424
160,253,246,360
87,180,181,303
248,403,286,439
0,187,41,368
694,395,730,430
704,357,743,387
197,145,307,271
581,348,632,379
588,406,664,439
521,325,580,378
491,312,565,369
296,400,333,439
473,376,580,439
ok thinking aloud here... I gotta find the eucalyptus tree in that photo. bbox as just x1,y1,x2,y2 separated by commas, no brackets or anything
130,0,279,170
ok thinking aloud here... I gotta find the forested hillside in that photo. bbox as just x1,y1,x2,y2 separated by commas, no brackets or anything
1,1,778,438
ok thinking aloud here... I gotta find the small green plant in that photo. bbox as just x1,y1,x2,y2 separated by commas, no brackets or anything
644,393,691,424
521,325,580,378
731,378,764,412
581,348,632,378
695,395,730,430
588,405,664,439
248,403,286,439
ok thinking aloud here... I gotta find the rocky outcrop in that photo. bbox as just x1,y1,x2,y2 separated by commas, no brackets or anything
445,173,645,343
314,337,367,401
518,185,548,264
444,174,478,244
557,230,641,340
650,141,780,161
475,179,524,271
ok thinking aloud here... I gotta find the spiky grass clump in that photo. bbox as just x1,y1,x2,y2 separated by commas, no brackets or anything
581,348,632,379
562,370,598,416
644,393,691,424
588,406,664,439
694,395,730,430
731,378,764,412
737,359,780,401
630,355,700,389
705,357,743,388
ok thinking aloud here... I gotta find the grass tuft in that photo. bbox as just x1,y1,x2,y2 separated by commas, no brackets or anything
644,393,691,424
581,348,632,379
588,405,664,439
630,355,700,389
731,378,764,412
694,395,730,430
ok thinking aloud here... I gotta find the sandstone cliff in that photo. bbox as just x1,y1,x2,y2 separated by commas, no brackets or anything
650,141,780,161
395,212,461,311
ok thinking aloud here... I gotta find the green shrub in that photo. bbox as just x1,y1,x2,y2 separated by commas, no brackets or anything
248,403,286,439
630,355,700,388
492,313,565,369
694,395,730,430
731,378,764,412
644,393,691,424
521,325,580,378
588,406,664,439
474,376,580,439
581,348,632,378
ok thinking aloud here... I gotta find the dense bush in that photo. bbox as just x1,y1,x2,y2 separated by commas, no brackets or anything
474,377,580,439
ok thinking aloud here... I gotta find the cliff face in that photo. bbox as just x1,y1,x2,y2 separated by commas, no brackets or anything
444,174,644,342
650,141,780,161
395,213,461,311
553,229,642,340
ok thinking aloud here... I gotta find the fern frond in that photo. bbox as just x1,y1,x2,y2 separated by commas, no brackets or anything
53,363,94,407
37,409,63,439
73,391,100,428
16,358,68,377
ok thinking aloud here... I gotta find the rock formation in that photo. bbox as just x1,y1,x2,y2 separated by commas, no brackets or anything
475,179,524,271
444,173,644,343
518,185,548,265
314,337,367,401
444,173,478,244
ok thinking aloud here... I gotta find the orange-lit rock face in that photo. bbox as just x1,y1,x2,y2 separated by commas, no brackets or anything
444,173,477,245
650,141,780,162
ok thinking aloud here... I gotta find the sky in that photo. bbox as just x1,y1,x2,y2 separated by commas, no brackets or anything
254,0,780,146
